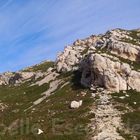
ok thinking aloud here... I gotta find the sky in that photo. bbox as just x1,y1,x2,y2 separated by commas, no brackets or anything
0,0,140,72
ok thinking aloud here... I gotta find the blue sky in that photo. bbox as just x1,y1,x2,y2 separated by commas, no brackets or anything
0,0,140,72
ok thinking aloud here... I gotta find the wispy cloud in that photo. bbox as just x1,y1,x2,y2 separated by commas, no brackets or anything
0,0,140,72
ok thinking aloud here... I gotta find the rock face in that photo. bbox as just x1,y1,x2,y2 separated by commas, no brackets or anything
56,36,98,72
106,29,140,61
81,53,140,92
0,61,54,86
56,28,140,92
0,71,44,86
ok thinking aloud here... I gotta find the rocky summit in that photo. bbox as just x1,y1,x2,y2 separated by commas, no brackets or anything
0,28,140,140
56,28,140,92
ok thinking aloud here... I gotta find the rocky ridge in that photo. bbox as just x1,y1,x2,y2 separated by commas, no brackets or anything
55,28,140,139
56,28,140,92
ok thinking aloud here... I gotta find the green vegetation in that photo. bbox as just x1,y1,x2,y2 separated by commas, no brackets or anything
81,47,89,55
120,30,140,46
120,38,140,46
117,129,133,140
112,90,140,109
23,61,54,72
0,70,94,140
111,90,140,139
96,46,140,70
129,30,140,40
122,111,140,139
0,82,49,123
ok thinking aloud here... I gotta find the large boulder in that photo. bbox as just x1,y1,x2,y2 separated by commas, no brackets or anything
128,71,140,91
81,53,140,92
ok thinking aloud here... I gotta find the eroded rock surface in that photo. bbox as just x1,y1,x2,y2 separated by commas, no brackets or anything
91,91,124,140
56,28,140,92
81,53,140,92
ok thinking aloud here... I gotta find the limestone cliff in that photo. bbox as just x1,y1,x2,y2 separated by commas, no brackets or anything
56,28,140,92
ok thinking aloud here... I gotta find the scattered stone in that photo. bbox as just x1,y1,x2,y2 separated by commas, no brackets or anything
125,94,129,97
119,96,125,99
91,91,124,140
123,91,127,93
90,87,96,92
0,103,8,112
134,102,137,105
12,109,19,113
37,129,44,135
81,91,86,97
97,88,104,92
91,93,96,98
70,100,83,109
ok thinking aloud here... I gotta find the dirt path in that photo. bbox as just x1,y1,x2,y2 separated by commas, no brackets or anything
91,90,124,140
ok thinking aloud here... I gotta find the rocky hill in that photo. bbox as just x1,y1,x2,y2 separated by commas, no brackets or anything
0,28,140,140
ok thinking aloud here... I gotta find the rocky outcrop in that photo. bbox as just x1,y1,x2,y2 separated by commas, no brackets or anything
81,53,140,92
56,36,99,72
106,29,140,61
56,28,140,92
0,71,44,85
0,61,54,86
56,29,139,73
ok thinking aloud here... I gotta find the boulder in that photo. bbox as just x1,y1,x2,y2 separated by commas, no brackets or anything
81,53,140,92
70,100,83,109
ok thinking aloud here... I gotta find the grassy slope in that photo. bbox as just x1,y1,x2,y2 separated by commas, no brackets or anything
120,30,140,46
22,61,54,72
0,71,94,140
111,90,140,139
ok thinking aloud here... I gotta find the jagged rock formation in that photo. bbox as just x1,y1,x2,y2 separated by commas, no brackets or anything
0,71,44,85
56,28,140,92
81,53,140,92
0,61,54,85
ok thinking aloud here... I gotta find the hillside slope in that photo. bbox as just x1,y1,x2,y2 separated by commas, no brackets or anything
0,28,140,140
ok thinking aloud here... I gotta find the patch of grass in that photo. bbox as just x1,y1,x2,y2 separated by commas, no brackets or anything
0,81,49,126
115,106,127,111
81,47,89,55
120,30,140,46
0,71,94,140
122,111,140,139
120,38,140,46
57,71,73,79
112,90,140,139
117,129,133,140
111,90,140,109
96,46,140,70
10,83,93,140
129,30,140,40
23,61,54,72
